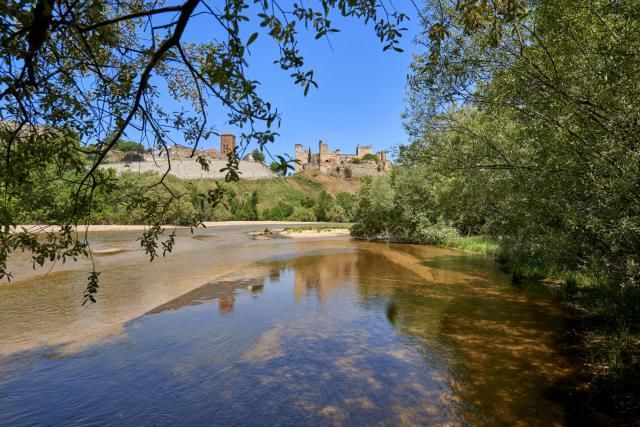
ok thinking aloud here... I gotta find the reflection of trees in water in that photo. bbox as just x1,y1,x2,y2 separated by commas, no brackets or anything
355,245,571,425
259,244,571,424
280,245,568,424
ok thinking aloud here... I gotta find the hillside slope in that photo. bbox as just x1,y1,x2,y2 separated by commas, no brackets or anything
171,169,360,223
291,169,361,195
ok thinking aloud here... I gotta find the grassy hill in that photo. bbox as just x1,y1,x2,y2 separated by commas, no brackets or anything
198,169,360,222
78,169,361,225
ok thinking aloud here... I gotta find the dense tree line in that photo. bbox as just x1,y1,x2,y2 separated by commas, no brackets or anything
355,0,640,308
351,1,640,414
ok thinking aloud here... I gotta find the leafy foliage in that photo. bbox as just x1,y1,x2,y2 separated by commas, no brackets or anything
352,4,640,396
250,148,265,163
116,141,145,153
360,153,378,163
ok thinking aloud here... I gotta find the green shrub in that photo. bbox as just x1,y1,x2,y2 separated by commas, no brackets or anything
315,191,334,221
361,153,378,162
288,207,316,222
326,205,347,222
412,220,459,244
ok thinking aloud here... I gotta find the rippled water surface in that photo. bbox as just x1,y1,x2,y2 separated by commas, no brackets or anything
0,227,572,425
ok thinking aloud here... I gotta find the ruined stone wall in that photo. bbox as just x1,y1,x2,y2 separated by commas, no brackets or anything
293,141,389,177
321,163,388,178
318,140,330,164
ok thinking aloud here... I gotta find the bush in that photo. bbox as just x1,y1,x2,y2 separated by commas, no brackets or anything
326,205,347,222
412,219,459,244
288,207,316,222
361,153,378,162
251,149,265,163
261,202,294,220
300,196,315,208
336,192,356,221
315,191,334,222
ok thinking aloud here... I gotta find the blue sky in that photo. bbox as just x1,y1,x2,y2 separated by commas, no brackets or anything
182,6,423,160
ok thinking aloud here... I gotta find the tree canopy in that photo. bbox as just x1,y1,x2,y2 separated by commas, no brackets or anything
354,0,640,315
250,148,265,163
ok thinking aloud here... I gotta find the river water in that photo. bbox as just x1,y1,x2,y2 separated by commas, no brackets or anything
0,225,572,425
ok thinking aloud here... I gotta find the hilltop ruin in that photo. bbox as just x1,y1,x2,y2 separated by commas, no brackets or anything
294,140,389,178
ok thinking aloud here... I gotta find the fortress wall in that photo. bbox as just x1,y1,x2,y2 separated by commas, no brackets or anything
321,163,387,178
98,157,276,180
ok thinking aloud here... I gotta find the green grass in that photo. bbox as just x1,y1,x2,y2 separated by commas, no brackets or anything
194,176,324,213
443,235,498,256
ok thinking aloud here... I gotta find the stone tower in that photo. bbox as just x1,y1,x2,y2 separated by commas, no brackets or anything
220,133,236,156
294,144,305,170
356,144,373,157
318,140,329,163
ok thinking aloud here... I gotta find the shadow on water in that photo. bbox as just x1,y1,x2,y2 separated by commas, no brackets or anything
0,241,575,426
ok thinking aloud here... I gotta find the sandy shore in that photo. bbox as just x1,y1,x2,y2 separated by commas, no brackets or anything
201,221,328,228
280,229,351,238
11,224,189,233
10,221,338,234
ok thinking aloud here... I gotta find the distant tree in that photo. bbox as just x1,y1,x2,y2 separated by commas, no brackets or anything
117,141,145,153
251,149,265,164
269,162,282,176
336,192,356,221
315,191,335,222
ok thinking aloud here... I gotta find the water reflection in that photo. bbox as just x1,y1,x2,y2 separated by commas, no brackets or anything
0,241,571,426
262,245,570,425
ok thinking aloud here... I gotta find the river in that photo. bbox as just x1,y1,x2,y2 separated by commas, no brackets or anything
0,224,572,425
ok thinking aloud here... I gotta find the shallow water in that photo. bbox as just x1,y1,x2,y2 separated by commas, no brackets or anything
0,229,572,425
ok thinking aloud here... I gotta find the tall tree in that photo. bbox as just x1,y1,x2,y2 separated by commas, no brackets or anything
404,0,640,289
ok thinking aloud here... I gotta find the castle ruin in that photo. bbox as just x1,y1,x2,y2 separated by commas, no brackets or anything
295,140,389,177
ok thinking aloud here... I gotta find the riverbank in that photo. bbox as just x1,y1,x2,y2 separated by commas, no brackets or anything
357,232,640,424
247,225,352,240
9,221,343,234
